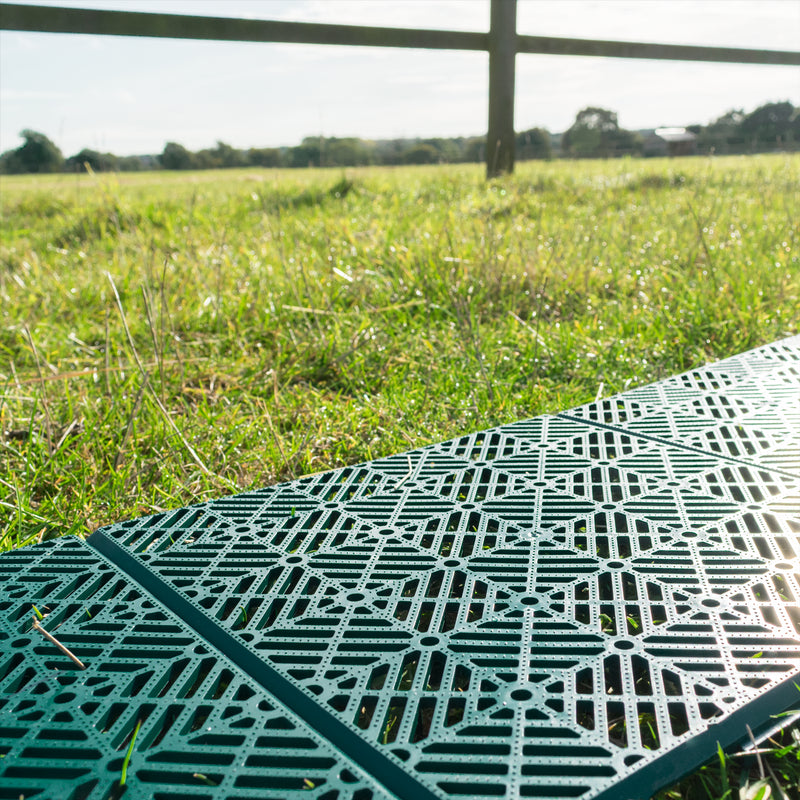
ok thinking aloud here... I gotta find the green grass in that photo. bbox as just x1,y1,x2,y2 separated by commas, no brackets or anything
1,154,799,797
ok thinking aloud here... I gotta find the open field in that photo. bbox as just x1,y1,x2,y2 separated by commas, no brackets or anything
2,154,799,797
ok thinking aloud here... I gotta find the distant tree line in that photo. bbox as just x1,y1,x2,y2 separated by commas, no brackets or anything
689,101,800,155
1,101,797,175
108,129,552,172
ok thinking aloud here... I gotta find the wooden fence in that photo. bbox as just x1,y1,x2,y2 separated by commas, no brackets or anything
1,0,799,176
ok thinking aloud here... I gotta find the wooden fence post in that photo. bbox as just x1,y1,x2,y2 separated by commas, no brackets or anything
487,0,517,177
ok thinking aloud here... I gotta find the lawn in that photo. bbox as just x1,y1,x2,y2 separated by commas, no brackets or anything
1,154,799,797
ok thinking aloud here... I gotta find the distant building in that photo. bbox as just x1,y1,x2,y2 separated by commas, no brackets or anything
643,127,698,157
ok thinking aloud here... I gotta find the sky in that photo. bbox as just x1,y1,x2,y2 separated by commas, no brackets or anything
1,0,799,157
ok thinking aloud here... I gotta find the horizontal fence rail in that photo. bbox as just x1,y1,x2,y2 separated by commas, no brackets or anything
515,34,800,65
0,3,489,50
3,3,798,62
1,1,799,175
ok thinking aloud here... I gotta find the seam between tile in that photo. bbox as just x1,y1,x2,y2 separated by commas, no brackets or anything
87,530,434,800
556,413,800,481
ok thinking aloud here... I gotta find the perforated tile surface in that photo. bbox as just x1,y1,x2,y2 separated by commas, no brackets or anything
0,538,394,800
2,336,799,800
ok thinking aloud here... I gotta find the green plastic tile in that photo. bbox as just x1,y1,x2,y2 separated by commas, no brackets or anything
2,335,799,800
0,537,395,800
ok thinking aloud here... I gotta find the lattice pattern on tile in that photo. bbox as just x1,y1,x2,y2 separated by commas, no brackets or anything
568,336,800,479
2,335,799,800
0,537,391,800
88,336,800,800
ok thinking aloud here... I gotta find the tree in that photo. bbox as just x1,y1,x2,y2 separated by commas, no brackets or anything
0,129,63,174
462,137,485,163
421,138,462,163
400,143,440,164
290,140,321,168
562,108,640,158
515,127,552,160
323,138,374,167
740,101,799,151
190,141,248,170
0,149,20,174
209,141,247,168
116,155,145,172
374,138,413,165
247,147,282,168
697,109,746,154
65,148,119,173
160,141,195,170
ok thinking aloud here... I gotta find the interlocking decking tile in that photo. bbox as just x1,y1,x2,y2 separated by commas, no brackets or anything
0,538,394,800
2,336,799,800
